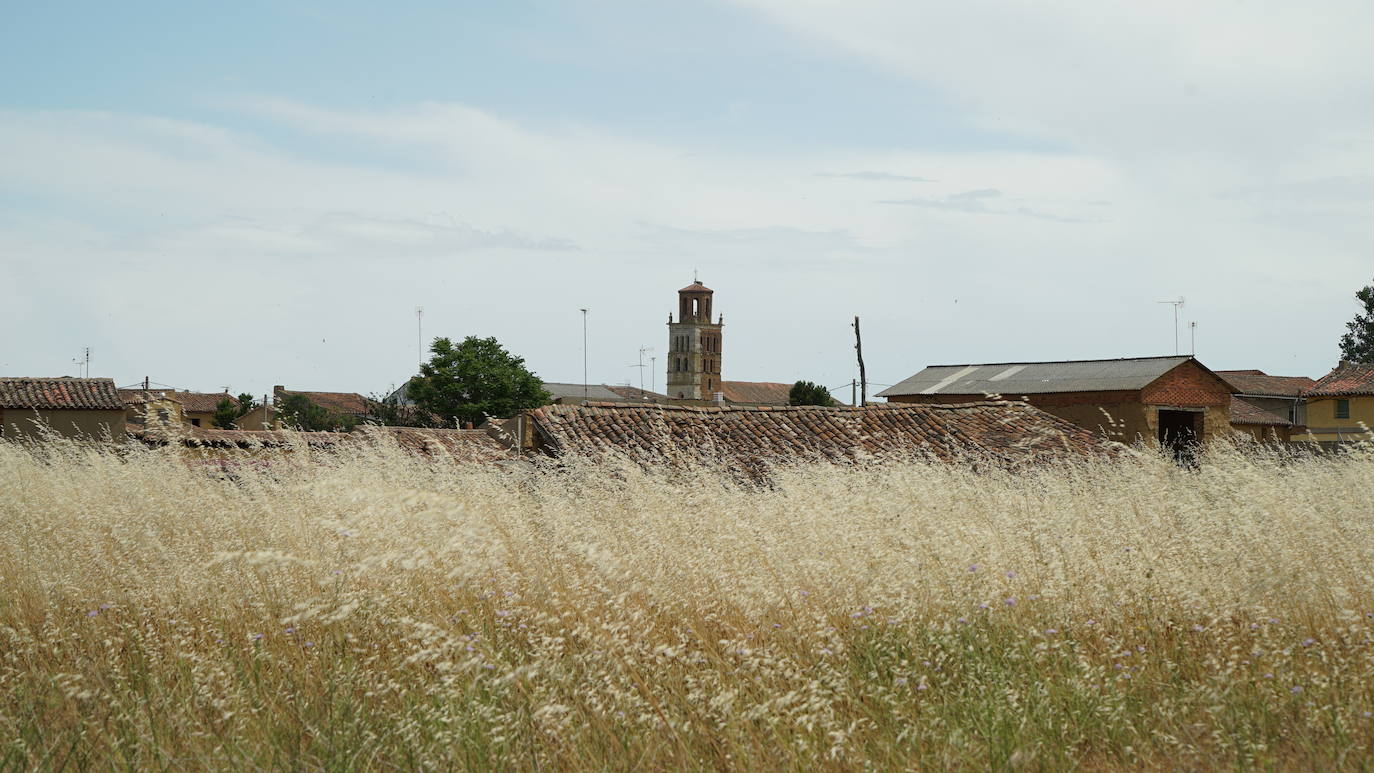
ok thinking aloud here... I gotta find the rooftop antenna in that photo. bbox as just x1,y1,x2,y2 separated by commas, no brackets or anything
693,268,699,284
1189,321,1197,356
650,355,657,396
634,346,653,393
1156,297,1185,355
580,308,589,400
72,347,91,378
415,306,424,368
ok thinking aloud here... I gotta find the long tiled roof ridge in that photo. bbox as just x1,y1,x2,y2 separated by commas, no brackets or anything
0,377,123,411
529,401,1118,476
1229,396,1293,427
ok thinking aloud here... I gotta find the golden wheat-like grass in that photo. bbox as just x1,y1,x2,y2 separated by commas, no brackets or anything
2,436,1373,770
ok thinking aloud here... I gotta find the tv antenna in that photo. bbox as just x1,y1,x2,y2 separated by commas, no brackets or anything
415,306,424,368
1156,297,1185,355
632,346,654,393
72,347,91,378
1189,321,1197,356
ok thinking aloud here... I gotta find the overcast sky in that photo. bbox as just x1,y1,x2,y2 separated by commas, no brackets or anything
2,1,1370,400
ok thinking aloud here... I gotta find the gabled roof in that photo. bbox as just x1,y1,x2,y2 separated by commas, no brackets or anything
527,401,1118,475
603,385,668,402
177,391,237,413
541,382,628,402
1214,370,1314,397
0,378,123,411
877,356,1196,398
720,381,793,404
1305,362,1374,398
1229,396,1292,427
275,387,370,415
679,282,712,293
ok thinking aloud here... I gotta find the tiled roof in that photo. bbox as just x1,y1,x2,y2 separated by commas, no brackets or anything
878,356,1195,397
0,378,123,411
1305,363,1374,398
679,282,712,293
720,381,793,404
1215,370,1314,397
355,426,512,462
528,401,1118,474
542,382,628,402
1229,396,1292,426
176,391,237,413
130,425,511,462
275,388,370,415
603,385,668,402
118,389,182,406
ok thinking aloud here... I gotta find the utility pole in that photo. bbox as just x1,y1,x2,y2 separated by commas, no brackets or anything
853,316,867,406
851,378,857,407
580,309,589,400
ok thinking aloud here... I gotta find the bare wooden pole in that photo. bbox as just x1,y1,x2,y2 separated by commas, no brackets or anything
853,316,867,406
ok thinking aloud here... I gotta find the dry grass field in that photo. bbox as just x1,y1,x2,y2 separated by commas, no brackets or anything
3,437,1374,770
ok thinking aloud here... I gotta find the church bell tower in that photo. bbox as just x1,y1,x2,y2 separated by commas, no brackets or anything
666,280,723,400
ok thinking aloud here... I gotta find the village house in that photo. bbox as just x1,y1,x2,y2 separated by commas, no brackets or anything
877,356,1236,451
176,391,237,428
1295,361,1374,446
119,389,185,433
1215,370,1315,442
0,377,126,440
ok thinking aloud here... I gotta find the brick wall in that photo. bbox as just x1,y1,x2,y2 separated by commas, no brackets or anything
1139,362,1232,407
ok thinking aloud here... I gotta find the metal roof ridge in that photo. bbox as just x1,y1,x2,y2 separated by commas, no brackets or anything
921,355,1192,369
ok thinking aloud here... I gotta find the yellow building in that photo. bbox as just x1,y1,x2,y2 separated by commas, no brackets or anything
1295,362,1374,446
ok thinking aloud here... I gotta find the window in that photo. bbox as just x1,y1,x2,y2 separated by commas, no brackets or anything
1336,399,1350,419
190,418,201,427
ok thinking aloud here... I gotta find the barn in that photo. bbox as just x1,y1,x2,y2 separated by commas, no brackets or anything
877,356,1236,450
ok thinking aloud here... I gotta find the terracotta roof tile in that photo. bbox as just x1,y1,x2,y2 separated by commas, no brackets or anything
0,378,123,411
176,392,236,413
529,401,1118,475
275,388,370,415
1215,370,1315,397
720,381,793,404
130,425,511,462
1305,363,1374,398
1229,396,1292,426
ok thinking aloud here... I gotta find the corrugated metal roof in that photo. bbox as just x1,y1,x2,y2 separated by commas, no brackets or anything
876,356,1194,398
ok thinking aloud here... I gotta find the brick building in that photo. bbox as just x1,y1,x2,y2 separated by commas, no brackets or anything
666,281,723,400
877,356,1236,450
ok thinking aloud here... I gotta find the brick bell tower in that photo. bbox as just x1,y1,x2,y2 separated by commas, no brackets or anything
666,279,723,400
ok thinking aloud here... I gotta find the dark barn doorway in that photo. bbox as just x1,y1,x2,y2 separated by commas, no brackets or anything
1157,409,1203,462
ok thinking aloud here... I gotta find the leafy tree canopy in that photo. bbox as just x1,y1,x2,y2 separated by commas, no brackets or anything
1339,280,1374,363
276,393,358,432
212,397,240,430
789,380,836,407
235,393,258,418
408,336,550,426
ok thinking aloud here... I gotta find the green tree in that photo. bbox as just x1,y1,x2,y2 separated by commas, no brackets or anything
235,393,258,417
1339,280,1374,363
789,380,836,407
408,336,551,426
211,397,240,429
276,393,358,432
365,390,440,428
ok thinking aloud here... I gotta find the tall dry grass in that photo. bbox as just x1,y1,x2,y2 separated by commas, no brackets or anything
2,437,1374,770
